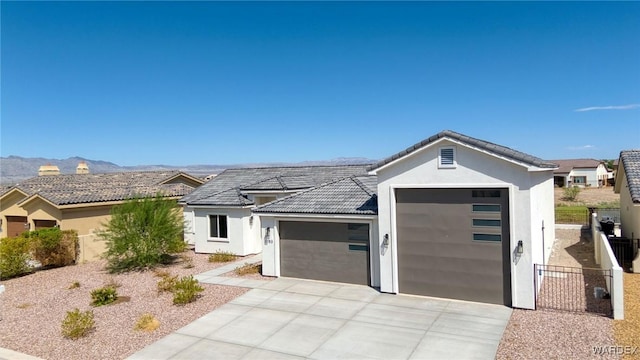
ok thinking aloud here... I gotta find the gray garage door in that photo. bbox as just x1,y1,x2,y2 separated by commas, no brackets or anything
279,221,370,285
396,188,511,305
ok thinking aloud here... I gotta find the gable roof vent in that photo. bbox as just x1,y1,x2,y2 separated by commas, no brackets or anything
439,147,456,168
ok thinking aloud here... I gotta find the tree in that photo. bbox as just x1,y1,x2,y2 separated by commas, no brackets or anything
98,194,185,272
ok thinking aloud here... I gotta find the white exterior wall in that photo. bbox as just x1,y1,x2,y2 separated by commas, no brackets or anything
260,215,380,287
191,207,259,256
571,167,600,187
183,206,196,245
374,138,554,309
529,175,556,266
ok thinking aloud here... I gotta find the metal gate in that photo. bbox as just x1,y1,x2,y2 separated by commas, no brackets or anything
534,264,612,317
607,237,639,272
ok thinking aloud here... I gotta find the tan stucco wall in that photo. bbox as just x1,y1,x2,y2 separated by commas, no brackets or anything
22,199,62,231
619,173,640,239
61,205,113,235
1,192,29,238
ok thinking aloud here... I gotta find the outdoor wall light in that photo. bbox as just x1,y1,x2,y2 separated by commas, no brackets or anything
382,234,389,247
249,215,254,226
517,240,524,255
264,227,272,245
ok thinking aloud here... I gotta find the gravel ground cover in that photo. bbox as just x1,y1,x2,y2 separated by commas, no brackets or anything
496,228,618,359
614,273,640,359
222,262,275,281
0,251,249,360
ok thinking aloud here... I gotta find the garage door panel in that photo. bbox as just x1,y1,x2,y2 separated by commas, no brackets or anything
396,188,511,305
279,221,370,286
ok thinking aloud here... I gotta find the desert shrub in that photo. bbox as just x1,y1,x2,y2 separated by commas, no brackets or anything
172,275,204,305
90,286,118,307
157,274,178,294
208,250,237,263
180,254,194,269
27,228,79,267
98,194,186,273
153,268,171,278
134,313,160,332
0,236,33,280
234,263,261,276
61,309,95,339
562,186,580,201
68,281,81,289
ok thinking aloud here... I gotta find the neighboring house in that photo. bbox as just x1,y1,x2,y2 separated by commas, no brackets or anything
179,165,371,256
185,130,557,309
1,169,203,248
614,150,640,239
551,159,609,188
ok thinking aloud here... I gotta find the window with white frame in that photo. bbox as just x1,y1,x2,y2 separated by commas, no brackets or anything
208,215,228,239
438,146,456,168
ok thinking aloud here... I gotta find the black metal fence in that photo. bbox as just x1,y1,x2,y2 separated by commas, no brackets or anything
607,237,639,272
534,264,612,317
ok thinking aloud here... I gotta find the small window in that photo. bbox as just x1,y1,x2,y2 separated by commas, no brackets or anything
473,233,502,242
472,219,501,227
472,204,501,212
209,215,228,239
472,190,501,198
438,147,456,168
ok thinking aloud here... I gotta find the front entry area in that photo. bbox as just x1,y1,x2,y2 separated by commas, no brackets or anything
395,188,511,305
279,221,370,285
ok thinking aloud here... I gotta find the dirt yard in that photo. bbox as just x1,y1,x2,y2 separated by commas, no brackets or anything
555,186,620,207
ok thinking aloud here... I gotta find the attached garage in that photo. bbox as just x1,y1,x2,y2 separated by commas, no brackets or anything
279,221,370,285
6,216,28,237
395,188,511,305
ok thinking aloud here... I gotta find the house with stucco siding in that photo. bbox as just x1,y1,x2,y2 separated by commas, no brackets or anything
1,169,203,260
184,130,558,309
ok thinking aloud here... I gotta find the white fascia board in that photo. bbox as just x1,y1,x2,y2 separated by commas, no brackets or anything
187,204,253,210
257,213,377,221
370,137,552,174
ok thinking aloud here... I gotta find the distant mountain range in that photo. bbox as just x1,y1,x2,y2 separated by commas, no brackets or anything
0,156,375,185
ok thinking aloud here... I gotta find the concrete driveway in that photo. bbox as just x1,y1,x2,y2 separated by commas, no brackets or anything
128,277,512,360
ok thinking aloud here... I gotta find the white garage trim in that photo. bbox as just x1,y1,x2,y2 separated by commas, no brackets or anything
387,183,517,304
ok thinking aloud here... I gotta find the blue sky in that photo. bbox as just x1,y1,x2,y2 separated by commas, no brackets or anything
1,1,639,166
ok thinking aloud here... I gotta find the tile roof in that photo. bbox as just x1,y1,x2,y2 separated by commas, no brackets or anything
369,130,558,171
181,164,371,206
620,150,640,204
1,171,200,206
253,175,378,215
548,159,604,174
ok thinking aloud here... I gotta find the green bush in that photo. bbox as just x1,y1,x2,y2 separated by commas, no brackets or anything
98,194,186,273
90,286,118,307
27,228,78,267
61,308,95,339
172,275,204,305
562,186,581,201
0,236,33,280
208,251,237,263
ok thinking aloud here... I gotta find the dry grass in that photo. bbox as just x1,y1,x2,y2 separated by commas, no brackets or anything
134,313,161,332
234,263,261,276
555,187,620,207
614,273,640,359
